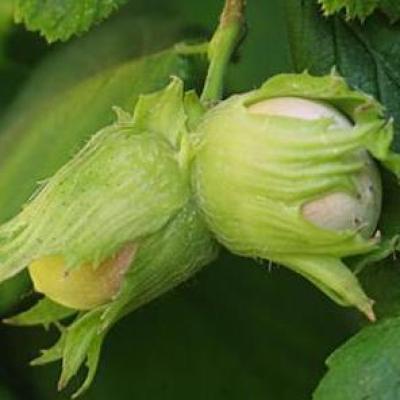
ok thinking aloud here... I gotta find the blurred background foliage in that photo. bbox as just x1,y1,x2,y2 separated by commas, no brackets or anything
0,1,361,399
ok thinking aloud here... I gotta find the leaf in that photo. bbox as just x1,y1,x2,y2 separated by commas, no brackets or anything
0,273,29,316
319,0,379,19
285,1,400,144
314,316,400,400
14,0,129,43
0,385,16,400
318,0,400,22
318,0,379,20
359,258,400,319
357,172,400,319
380,1,400,22
4,298,76,327
0,1,16,106
0,0,13,63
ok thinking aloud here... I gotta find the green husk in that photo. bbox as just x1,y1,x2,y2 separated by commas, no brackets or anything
2,78,217,396
193,71,400,319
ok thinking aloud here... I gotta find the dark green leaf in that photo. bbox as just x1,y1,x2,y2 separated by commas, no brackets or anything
381,1,400,22
0,0,13,63
318,0,400,21
359,258,400,319
15,0,129,42
0,385,16,400
314,316,400,400
0,273,29,316
0,8,189,132
357,172,400,319
318,0,379,20
284,1,400,148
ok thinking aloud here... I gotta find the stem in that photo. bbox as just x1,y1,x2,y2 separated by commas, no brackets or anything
201,0,245,105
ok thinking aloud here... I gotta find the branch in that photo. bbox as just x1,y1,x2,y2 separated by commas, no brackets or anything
201,0,246,104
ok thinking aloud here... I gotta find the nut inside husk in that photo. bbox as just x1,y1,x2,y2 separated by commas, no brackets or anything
29,244,137,310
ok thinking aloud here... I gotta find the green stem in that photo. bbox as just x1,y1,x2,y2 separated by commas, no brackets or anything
201,0,245,105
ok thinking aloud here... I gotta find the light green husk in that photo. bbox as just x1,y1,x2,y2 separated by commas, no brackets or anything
1,78,218,397
193,71,400,320
0,78,212,279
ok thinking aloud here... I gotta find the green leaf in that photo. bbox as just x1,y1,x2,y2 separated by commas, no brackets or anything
357,172,400,319
14,0,129,43
358,258,400,319
4,298,76,327
0,1,13,32
319,0,379,20
380,1,400,22
0,272,29,316
0,385,16,400
318,0,400,21
285,0,400,147
0,0,13,63
314,316,400,400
